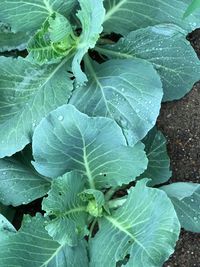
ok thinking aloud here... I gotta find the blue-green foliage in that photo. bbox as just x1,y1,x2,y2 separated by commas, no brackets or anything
0,0,199,266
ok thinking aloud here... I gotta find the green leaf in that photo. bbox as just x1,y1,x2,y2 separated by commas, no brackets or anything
72,0,105,83
28,13,77,65
90,179,180,267
42,171,88,245
0,32,29,52
80,189,105,217
184,0,200,18
103,0,200,35
161,182,200,233
96,24,200,101
138,127,171,186
0,214,89,267
0,0,76,33
0,157,50,206
70,58,163,145
0,57,73,158
47,240,89,267
32,104,148,189
0,214,16,241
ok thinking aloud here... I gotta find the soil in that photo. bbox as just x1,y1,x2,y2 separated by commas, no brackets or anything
158,29,200,267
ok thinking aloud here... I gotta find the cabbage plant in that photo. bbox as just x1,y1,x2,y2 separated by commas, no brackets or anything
0,0,200,266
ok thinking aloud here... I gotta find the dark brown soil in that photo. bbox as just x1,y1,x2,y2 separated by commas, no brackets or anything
158,83,200,267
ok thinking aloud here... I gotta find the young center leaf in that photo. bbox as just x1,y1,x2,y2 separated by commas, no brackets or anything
138,127,172,186
90,179,180,267
70,58,163,145
0,157,50,207
28,12,77,65
42,171,88,245
103,0,200,35
96,24,200,101
0,214,89,267
72,0,105,84
0,57,73,158
161,182,200,233
32,104,148,189
0,0,76,33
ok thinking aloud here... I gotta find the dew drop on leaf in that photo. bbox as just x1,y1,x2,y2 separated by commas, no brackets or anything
58,115,64,121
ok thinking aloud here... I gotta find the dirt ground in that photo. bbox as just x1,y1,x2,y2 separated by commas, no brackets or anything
158,84,200,267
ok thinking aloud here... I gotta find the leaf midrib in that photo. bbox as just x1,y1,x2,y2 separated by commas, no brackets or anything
105,215,153,260
104,0,128,22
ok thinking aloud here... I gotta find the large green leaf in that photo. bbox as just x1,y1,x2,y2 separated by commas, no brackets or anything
42,171,88,245
138,127,171,186
90,179,180,267
32,104,147,188
70,58,163,145
0,32,29,52
103,0,200,35
184,0,200,18
0,21,29,52
0,214,16,241
28,12,77,65
47,240,89,267
0,214,89,267
0,157,50,206
0,57,73,158
0,0,75,33
96,24,200,101
72,0,105,83
161,182,200,233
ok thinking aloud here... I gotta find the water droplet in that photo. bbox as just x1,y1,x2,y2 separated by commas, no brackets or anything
2,172,6,175
58,115,64,121
121,88,125,92
191,199,194,202
194,216,198,221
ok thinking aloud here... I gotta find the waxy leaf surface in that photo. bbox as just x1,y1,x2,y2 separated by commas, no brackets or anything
138,127,171,186
71,58,162,145
0,0,75,33
96,24,200,101
0,57,73,157
72,0,105,83
0,214,89,267
161,182,200,233
43,171,88,245
90,179,180,267
103,0,200,35
32,104,147,188
0,157,50,206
